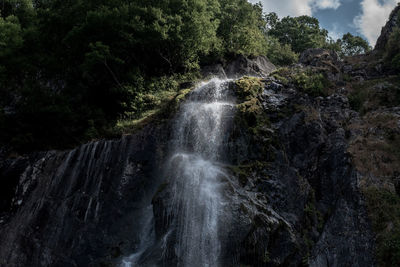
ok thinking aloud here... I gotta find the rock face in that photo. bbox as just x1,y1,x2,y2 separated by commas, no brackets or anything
0,126,171,266
0,73,377,267
375,3,400,51
201,55,277,79
299,48,341,70
225,55,276,78
4,38,400,265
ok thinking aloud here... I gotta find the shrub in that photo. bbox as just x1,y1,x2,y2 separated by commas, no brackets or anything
293,72,329,97
266,37,299,66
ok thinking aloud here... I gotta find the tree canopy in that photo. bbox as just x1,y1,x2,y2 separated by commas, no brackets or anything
0,1,373,153
0,0,269,152
337,33,371,56
267,15,329,53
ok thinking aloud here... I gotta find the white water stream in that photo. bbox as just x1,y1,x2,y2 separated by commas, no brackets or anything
122,78,234,267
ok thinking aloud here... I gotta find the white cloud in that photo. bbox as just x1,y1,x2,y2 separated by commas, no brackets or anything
312,0,341,10
248,0,341,17
248,0,312,17
353,0,398,45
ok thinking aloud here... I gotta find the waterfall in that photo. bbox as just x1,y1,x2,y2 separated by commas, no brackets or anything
167,78,234,267
121,78,235,267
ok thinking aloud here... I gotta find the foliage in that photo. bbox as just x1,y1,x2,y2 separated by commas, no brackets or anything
337,33,371,57
0,0,377,152
218,0,268,56
293,71,330,97
364,187,400,266
235,77,264,128
0,0,269,152
348,76,400,113
267,15,329,53
265,13,371,58
266,37,299,66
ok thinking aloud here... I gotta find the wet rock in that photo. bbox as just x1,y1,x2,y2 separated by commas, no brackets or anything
0,125,170,267
201,63,227,79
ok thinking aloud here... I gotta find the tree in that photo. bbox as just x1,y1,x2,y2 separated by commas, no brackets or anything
337,33,371,56
264,12,278,30
267,14,329,53
266,37,298,66
218,0,268,56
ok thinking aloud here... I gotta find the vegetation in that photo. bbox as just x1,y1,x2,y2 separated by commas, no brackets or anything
384,9,400,71
0,0,268,153
271,67,331,97
267,14,330,54
347,76,400,113
235,77,264,127
264,13,369,65
337,33,371,57
293,72,330,97
266,37,299,66
0,0,373,153
364,187,400,266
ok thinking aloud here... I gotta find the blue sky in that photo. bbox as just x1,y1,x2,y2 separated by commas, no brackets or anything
249,0,399,45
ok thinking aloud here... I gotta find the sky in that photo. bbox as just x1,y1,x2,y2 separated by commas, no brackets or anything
248,0,399,46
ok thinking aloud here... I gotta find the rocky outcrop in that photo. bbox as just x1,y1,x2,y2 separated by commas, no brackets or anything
299,48,341,71
202,55,276,79
225,55,276,78
375,3,400,51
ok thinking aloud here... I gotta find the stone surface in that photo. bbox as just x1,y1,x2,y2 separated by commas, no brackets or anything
224,55,276,78
375,4,400,51
4,35,400,266
0,125,171,266
0,74,378,266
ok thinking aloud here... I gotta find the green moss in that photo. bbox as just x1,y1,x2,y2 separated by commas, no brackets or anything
112,86,194,135
234,77,269,131
237,97,262,116
235,76,264,99
175,88,192,103
270,67,290,85
233,76,279,161
228,165,250,185
364,187,400,266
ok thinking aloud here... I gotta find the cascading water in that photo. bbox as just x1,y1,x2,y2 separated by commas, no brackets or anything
165,78,234,266
121,78,235,267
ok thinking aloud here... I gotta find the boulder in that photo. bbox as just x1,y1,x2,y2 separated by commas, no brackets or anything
299,48,341,72
200,63,227,79
224,55,276,78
